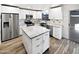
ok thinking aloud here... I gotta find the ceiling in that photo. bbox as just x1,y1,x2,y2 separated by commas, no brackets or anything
14,4,60,10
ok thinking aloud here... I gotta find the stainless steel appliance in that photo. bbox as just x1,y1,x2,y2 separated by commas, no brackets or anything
69,11,79,42
42,13,50,21
25,14,34,26
1,13,19,41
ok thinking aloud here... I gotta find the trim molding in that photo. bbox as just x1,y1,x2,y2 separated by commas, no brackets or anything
1,4,43,11
1,4,19,8
50,4,62,9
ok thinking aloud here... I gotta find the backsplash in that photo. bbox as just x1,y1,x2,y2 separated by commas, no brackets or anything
19,19,63,27
47,19,63,26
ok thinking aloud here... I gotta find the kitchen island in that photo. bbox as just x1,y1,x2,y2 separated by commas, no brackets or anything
21,25,50,54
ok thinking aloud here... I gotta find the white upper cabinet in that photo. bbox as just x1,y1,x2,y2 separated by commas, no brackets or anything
32,11,37,19
49,7,62,19
29,10,34,15
32,11,42,19
36,11,42,19
49,9,54,19
1,6,19,13
19,9,31,19
24,10,30,14
19,10,25,19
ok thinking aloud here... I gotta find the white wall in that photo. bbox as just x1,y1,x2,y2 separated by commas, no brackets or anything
0,5,1,44
62,4,79,39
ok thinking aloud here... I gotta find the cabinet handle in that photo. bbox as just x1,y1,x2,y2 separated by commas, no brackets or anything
43,40,44,43
45,34,48,36
36,44,40,47
37,52,40,54
36,38,40,40
45,33,49,35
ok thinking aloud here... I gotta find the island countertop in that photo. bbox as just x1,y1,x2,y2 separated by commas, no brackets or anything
21,25,50,39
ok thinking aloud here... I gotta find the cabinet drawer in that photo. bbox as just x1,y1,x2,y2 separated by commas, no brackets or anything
43,32,49,40
32,35,42,47
32,43,42,54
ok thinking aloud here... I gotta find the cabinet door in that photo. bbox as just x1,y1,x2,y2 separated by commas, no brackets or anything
53,27,62,39
32,11,37,19
22,31,32,54
56,27,62,39
37,11,42,19
2,14,11,41
32,43,42,54
43,32,50,52
50,7,62,19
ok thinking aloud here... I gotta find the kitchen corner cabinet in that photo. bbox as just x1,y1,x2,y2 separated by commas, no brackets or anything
22,26,50,54
53,26,62,39
49,7,62,19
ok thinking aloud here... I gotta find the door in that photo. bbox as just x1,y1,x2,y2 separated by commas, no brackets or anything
1,13,11,41
9,14,14,38
69,11,79,42
13,14,19,37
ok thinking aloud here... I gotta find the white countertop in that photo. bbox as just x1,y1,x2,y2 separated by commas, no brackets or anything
21,25,50,39
47,20,63,27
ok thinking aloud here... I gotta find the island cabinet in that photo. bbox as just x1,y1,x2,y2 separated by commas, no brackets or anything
22,26,50,54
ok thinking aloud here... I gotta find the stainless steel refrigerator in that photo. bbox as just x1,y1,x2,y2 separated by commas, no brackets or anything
69,11,79,42
1,13,19,41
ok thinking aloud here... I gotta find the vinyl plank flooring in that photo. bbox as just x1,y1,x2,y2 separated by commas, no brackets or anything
54,39,67,54
0,36,79,54
49,37,63,54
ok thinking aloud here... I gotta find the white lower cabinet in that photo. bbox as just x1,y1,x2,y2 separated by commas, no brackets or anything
22,31,50,54
22,32,32,53
43,32,49,52
53,26,62,39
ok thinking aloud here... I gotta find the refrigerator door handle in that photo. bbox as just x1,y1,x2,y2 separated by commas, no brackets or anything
69,23,71,27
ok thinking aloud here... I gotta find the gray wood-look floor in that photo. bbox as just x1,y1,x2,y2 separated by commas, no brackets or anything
0,36,79,54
